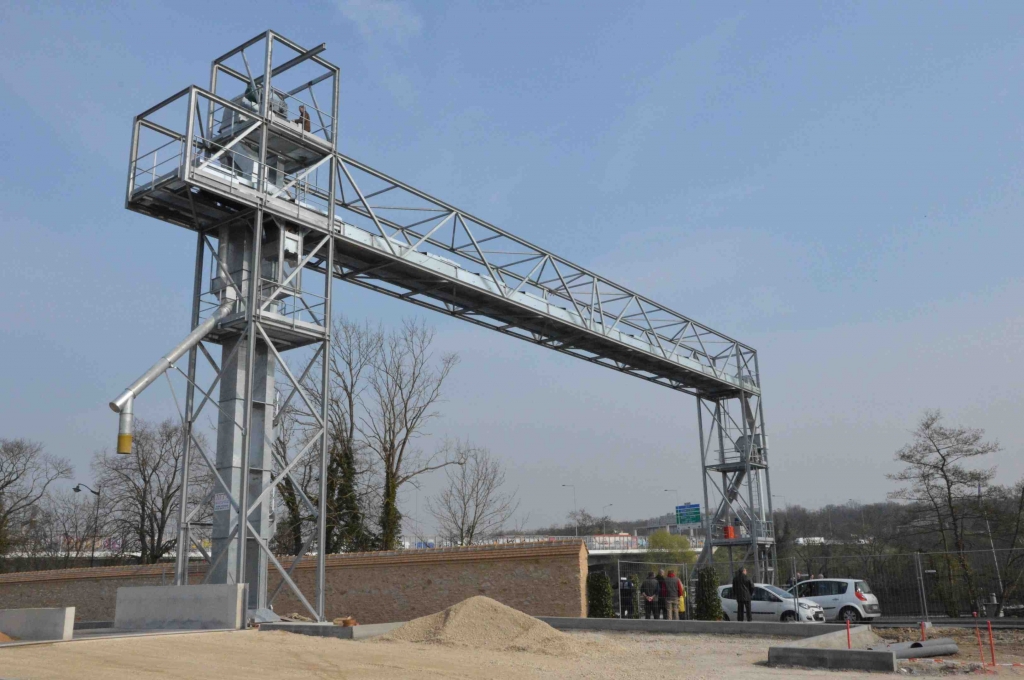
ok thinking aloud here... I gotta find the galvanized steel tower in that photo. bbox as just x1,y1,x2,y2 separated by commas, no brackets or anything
114,31,776,619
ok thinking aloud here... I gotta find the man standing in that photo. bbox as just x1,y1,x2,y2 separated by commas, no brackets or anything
664,570,683,620
732,567,754,622
295,104,311,132
640,571,660,620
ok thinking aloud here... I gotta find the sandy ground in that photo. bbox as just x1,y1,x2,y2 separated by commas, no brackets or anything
0,629,902,680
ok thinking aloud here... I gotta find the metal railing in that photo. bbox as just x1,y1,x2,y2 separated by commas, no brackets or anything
132,138,184,192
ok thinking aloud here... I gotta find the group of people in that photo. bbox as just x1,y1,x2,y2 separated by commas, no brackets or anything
786,572,825,588
632,566,816,623
639,569,686,620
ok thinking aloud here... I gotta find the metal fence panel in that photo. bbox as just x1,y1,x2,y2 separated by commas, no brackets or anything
616,561,692,619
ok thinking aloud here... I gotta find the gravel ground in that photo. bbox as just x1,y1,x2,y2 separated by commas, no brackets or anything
878,626,1024,667
0,629,901,680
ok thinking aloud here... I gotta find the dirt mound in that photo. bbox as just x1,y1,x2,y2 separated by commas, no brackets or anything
374,596,592,656
0,631,13,642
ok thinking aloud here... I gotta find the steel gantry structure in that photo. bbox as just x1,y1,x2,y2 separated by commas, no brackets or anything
112,31,776,620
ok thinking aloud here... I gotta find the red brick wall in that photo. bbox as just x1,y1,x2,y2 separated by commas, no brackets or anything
0,541,587,623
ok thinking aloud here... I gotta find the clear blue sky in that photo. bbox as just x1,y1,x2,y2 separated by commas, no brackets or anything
1,1,1022,534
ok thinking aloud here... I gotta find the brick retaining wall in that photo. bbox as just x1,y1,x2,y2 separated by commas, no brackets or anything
0,541,587,623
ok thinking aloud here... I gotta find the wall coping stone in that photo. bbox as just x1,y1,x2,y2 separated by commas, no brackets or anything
0,540,587,585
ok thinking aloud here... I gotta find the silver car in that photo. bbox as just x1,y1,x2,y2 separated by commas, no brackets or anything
789,579,881,622
718,583,826,622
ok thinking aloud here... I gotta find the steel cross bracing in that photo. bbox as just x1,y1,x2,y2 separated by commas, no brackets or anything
121,30,777,615
130,103,761,399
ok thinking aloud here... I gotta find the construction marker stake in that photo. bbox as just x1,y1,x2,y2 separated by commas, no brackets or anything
988,620,996,666
975,622,985,665
846,619,851,650
920,621,927,641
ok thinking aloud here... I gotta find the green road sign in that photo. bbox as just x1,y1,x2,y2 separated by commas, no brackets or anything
675,503,701,525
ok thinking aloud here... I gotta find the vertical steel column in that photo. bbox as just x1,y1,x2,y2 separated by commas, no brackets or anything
915,551,930,621
791,556,799,618
125,118,141,206
759,394,778,583
174,231,205,585
207,64,219,147
234,31,273,611
697,399,713,566
739,394,758,581
235,210,262,603
314,57,342,622
180,87,197,180
316,177,337,620
715,402,729,541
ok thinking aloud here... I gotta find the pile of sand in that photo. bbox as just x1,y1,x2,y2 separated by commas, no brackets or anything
374,596,595,657
0,631,13,643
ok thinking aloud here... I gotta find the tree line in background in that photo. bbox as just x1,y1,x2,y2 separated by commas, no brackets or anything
0,317,523,573
2,325,1019,597
527,411,1024,616
772,411,1024,615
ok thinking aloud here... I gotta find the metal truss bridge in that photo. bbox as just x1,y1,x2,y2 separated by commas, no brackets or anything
116,30,776,621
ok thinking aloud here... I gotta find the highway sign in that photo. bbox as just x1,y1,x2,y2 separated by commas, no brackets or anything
675,503,701,525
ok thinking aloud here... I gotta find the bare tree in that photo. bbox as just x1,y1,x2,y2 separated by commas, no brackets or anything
362,318,460,550
285,317,381,555
322,318,380,552
0,439,72,556
888,410,998,612
272,407,316,556
427,443,519,546
93,418,210,564
23,490,95,569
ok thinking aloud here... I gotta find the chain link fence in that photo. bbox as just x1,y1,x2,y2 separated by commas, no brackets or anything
699,548,1024,620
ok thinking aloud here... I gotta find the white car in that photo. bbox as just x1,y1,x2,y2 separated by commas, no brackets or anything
788,579,881,622
718,583,826,622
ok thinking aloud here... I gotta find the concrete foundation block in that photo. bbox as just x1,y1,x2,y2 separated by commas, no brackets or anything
769,647,896,672
259,621,404,640
539,617,842,638
0,607,74,642
785,624,880,649
114,584,246,631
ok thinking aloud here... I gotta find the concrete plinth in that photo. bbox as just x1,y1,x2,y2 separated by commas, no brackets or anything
539,617,844,638
114,584,246,630
0,607,74,642
259,621,403,640
768,647,897,672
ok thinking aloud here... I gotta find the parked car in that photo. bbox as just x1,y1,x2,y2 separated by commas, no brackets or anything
1002,604,1024,618
718,583,826,622
788,579,880,622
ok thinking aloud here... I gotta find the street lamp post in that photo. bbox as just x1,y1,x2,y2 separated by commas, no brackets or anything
73,483,102,568
602,503,614,534
978,483,1005,604
562,484,577,537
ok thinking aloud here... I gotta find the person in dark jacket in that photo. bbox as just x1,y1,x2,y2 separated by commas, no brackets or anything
640,571,660,620
732,567,754,622
295,104,311,132
656,569,668,620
